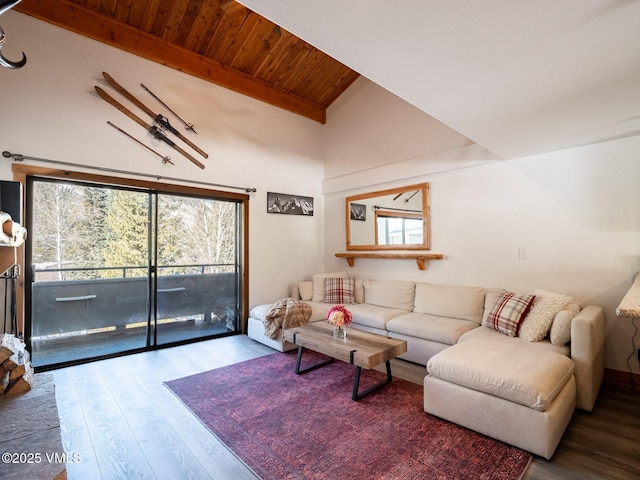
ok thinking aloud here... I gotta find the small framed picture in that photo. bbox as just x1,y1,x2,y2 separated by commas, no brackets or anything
350,203,366,221
267,192,314,216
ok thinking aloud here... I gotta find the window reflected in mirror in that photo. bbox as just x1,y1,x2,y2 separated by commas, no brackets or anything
376,211,423,245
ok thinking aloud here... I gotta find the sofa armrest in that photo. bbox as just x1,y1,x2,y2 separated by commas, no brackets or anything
570,305,605,411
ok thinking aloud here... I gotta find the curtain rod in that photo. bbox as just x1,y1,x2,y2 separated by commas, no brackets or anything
2,151,257,193
373,205,421,213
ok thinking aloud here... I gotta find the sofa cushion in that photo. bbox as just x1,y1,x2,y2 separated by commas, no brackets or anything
550,302,581,346
363,280,415,311
386,312,479,346
249,303,270,321
481,290,501,326
305,302,333,322
427,338,575,411
519,289,573,342
312,272,348,302
486,290,535,337
414,283,485,324
459,324,570,356
298,281,313,301
324,276,356,304
348,303,410,330
354,278,365,304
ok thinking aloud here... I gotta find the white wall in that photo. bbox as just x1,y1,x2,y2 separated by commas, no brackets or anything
322,77,501,193
323,80,640,375
0,12,326,307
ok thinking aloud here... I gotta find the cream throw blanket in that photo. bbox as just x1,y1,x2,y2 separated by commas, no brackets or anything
263,298,312,339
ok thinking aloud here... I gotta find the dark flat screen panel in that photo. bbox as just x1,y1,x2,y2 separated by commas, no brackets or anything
0,181,22,224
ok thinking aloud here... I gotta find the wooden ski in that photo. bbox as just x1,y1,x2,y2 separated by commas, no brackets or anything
141,83,197,134
95,86,205,169
102,72,208,159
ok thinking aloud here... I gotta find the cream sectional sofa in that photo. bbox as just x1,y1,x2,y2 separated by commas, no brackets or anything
247,274,605,459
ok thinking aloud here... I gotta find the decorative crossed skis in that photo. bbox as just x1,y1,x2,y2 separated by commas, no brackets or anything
96,72,207,169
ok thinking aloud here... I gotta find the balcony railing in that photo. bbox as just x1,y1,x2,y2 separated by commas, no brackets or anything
31,264,239,338
33,263,235,282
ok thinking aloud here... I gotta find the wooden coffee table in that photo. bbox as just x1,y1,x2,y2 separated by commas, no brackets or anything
283,322,407,401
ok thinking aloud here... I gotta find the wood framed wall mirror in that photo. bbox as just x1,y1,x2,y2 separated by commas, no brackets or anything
345,183,430,251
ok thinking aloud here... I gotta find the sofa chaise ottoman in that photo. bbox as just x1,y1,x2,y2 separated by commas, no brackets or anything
425,337,576,459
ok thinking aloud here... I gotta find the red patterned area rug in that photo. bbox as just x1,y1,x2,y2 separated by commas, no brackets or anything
165,351,532,480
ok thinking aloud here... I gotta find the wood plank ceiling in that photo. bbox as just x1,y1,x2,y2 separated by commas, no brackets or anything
14,0,360,124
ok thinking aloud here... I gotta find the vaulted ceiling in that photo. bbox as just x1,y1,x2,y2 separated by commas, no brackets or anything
13,0,640,160
14,0,360,124
238,0,640,159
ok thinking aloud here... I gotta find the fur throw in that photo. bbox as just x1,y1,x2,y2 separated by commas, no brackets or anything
263,298,312,339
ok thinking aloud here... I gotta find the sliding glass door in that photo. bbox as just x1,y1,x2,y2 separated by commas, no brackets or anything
154,193,241,346
28,178,243,368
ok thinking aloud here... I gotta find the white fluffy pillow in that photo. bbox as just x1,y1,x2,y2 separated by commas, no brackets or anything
312,273,348,302
519,289,573,342
550,303,581,346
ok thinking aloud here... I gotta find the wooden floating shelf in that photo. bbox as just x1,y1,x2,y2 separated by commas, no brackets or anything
335,253,444,270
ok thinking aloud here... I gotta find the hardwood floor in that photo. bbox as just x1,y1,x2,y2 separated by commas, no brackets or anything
53,335,271,480
50,335,640,479
524,382,640,480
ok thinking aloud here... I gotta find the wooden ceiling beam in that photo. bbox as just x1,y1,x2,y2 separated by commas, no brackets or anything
15,0,327,124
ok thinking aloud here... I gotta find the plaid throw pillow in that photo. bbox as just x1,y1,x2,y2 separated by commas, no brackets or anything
324,277,355,304
486,290,535,337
